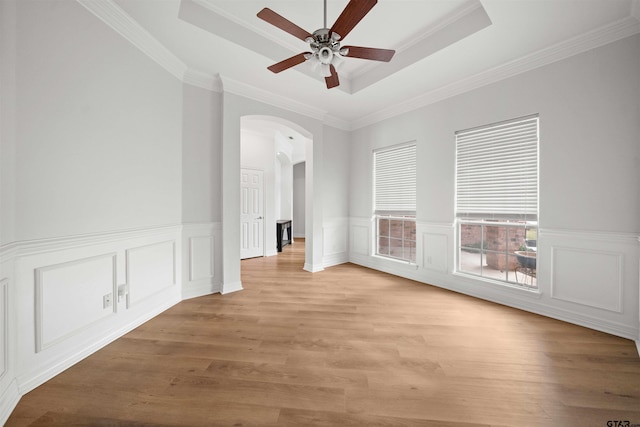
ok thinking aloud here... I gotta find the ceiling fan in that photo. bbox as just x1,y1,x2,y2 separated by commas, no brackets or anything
257,0,395,89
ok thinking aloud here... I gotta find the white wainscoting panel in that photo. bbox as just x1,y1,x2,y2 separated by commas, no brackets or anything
126,241,176,307
182,223,222,299
0,279,7,380
350,218,371,257
190,236,214,281
35,254,117,352
323,218,348,267
422,232,450,273
551,246,623,313
1,225,184,424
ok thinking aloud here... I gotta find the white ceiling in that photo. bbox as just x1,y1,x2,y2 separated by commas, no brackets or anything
108,0,640,128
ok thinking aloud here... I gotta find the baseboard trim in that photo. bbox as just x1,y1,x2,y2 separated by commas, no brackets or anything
303,263,325,273
182,281,221,300
0,379,20,426
323,253,349,269
221,281,243,295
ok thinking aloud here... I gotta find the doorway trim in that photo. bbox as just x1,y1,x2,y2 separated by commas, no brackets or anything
220,93,324,294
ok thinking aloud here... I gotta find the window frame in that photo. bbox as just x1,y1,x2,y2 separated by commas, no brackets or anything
373,142,417,263
454,115,539,288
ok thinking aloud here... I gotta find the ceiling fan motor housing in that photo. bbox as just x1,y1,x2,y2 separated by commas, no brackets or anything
307,28,345,63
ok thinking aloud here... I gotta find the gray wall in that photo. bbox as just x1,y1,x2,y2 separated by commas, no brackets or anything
182,84,222,224
13,0,183,241
293,162,305,238
351,34,640,233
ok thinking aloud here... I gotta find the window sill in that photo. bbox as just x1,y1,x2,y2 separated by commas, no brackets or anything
372,255,420,270
453,271,543,299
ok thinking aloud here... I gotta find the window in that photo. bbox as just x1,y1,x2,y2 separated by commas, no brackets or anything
455,115,538,288
373,143,416,262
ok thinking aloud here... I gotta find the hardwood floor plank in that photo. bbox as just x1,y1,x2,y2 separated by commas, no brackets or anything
277,408,490,427
6,240,640,426
165,375,346,413
204,359,369,389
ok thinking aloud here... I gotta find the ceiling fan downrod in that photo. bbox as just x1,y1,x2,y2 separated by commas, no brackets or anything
324,0,327,29
304,1,348,73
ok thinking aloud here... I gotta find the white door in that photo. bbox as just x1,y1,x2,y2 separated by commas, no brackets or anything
240,169,264,259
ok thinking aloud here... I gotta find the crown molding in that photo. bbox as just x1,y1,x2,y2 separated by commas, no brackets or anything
76,0,187,81
352,14,640,130
352,0,485,80
193,0,302,57
220,76,350,131
183,69,222,92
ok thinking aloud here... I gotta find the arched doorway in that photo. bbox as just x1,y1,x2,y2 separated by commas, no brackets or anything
240,116,309,259
219,101,324,294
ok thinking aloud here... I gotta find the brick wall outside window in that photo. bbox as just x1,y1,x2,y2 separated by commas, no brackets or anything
377,216,416,262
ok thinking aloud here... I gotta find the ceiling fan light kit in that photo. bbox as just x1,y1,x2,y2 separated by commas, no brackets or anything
258,0,395,89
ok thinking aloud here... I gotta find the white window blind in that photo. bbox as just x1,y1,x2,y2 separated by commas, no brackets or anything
374,143,416,214
456,115,538,220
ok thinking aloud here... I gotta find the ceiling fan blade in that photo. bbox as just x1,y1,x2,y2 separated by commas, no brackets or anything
267,53,310,73
342,46,395,62
330,0,377,40
325,64,340,89
257,8,313,41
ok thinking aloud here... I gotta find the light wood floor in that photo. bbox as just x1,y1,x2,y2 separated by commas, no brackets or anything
7,240,640,426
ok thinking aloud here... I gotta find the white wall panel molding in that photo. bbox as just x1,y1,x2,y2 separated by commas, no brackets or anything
416,222,454,274
11,225,182,399
323,218,349,268
16,294,178,395
349,217,372,257
538,228,638,335
550,246,623,313
0,266,17,426
539,228,639,244
0,279,7,381
126,241,176,308
189,236,214,282
35,254,117,353
7,224,181,260
182,222,222,300
76,0,187,81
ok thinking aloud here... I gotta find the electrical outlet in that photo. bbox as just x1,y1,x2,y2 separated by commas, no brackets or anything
103,293,113,309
